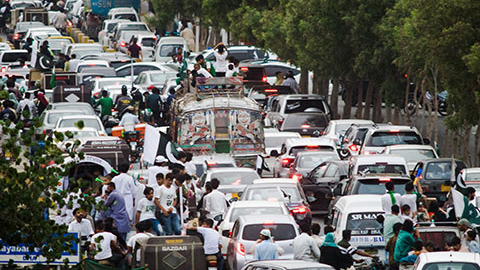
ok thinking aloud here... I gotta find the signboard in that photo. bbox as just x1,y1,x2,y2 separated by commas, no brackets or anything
0,233,80,265
43,72,77,90
91,0,140,17
53,85,91,103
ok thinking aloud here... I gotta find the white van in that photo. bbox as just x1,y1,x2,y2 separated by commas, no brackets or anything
107,7,139,22
154,37,188,62
348,154,408,177
330,194,385,261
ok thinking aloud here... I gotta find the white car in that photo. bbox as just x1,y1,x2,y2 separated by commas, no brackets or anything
115,62,175,80
264,131,301,177
53,127,100,150
116,30,153,52
107,7,139,21
74,60,111,73
98,19,130,47
348,154,409,177
38,109,85,134
54,115,107,136
412,252,480,270
133,70,177,92
0,43,11,52
273,137,337,178
90,77,131,97
382,144,438,172
23,27,60,43
64,43,105,57
154,37,188,62
218,201,289,257
323,119,374,147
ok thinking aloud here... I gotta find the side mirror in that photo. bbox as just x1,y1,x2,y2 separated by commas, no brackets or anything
423,138,430,145
353,138,361,145
270,150,279,157
339,175,347,181
333,185,342,196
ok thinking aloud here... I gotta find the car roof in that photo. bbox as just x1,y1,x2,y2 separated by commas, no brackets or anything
52,102,91,107
158,37,185,43
77,136,121,142
191,154,236,164
54,127,99,132
285,112,327,117
335,194,384,212
384,144,436,151
253,178,297,185
230,200,287,208
238,214,296,224
421,158,464,164
418,251,480,263
207,167,257,174
265,131,301,138
331,119,374,125
295,150,339,158
46,109,84,114
368,125,419,132
245,260,334,270
138,70,177,75
352,174,411,181
351,154,407,163
285,137,336,148
57,115,99,120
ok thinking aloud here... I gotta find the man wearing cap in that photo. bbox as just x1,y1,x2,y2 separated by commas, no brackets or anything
148,156,169,187
458,218,475,248
255,229,278,260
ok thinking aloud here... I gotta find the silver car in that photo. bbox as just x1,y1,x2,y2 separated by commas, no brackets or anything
287,150,340,180
241,260,334,270
226,214,299,270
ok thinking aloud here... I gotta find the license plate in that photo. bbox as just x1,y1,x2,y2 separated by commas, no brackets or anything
441,184,451,192
231,193,240,200
364,249,378,255
301,135,311,138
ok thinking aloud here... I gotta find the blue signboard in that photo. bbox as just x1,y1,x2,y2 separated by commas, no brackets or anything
91,0,140,17
0,233,80,265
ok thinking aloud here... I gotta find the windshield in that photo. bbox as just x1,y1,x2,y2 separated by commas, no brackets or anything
283,114,328,129
141,38,156,47
366,131,422,147
229,207,284,222
243,186,301,202
242,224,296,241
210,171,259,186
298,153,338,168
289,146,335,156
347,212,383,236
1,52,28,62
107,23,119,32
150,73,176,83
354,180,408,195
285,100,326,114
78,64,108,73
58,119,101,131
159,44,181,57
52,104,93,114
425,162,453,180
336,123,355,135
422,263,479,270
390,149,436,163
48,39,72,50
357,164,406,174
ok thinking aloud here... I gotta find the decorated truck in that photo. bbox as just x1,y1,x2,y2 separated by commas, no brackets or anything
171,77,265,168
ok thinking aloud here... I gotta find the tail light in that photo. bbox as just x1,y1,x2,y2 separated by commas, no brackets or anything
147,85,155,90
292,206,308,214
349,144,359,152
379,177,391,182
120,42,126,47
0,67,6,73
240,67,249,72
292,174,302,181
281,158,293,168
67,21,73,27
13,33,20,40
208,260,217,267
236,243,245,256
301,124,310,129
262,76,268,82
277,119,283,126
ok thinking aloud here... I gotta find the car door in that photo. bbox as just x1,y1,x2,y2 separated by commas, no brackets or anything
227,221,240,268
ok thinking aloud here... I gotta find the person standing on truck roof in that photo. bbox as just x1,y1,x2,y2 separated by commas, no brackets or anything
180,22,195,52
213,42,228,77
53,9,68,33
196,54,216,76
400,182,423,219
384,205,402,243
154,173,182,235
381,181,402,215
127,37,142,60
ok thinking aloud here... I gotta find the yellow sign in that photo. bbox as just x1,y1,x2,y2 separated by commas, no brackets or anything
441,184,451,192
165,239,184,244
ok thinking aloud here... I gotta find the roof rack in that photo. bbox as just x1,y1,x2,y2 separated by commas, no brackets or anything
195,77,244,100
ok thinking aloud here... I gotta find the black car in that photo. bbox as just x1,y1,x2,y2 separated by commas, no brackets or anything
411,158,467,202
300,160,348,215
280,112,329,137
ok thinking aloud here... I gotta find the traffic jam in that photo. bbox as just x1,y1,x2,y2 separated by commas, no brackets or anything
0,0,479,270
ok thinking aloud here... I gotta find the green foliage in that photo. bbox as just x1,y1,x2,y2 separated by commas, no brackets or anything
0,119,97,265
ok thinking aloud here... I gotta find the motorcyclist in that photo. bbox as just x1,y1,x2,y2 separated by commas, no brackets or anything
187,219,224,270
119,106,139,131
115,85,133,117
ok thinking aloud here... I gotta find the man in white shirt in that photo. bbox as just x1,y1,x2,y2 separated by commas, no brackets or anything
293,223,321,262
381,181,401,215
194,63,213,78
68,208,94,249
112,163,136,222
126,220,154,267
68,54,81,72
154,174,181,235
17,92,36,121
203,178,228,221
136,187,163,236
147,156,169,187
187,218,224,270
400,182,423,219
90,220,126,266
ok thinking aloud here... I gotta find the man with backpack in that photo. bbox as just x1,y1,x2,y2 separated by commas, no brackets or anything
146,87,164,126
17,92,36,124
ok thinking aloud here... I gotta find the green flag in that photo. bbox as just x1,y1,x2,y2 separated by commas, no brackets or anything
49,68,56,89
452,188,480,225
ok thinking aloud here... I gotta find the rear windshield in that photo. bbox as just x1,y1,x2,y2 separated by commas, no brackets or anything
58,119,101,130
283,114,328,129
107,23,119,32
230,207,284,222
425,161,454,180
210,171,259,186
285,100,326,114
466,173,480,181
242,224,296,241
78,64,108,73
243,186,301,202
353,180,408,195
48,111,80,124
418,231,458,251
422,263,479,270
141,38,156,47
120,24,148,32
289,146,335,156
159,45,181,57
115,14,137,21
241,67,265,81
357,164,406,175
347,212,383,236
366,131,422,147
389,149,436,163
298,153,338,168
265,135,298,148
17,22,44,31
150,73,176,83
1,52,28,62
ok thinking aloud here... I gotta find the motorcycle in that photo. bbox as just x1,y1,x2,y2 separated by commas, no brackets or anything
403,90,448,116
356,257,385,270
123,130,143,164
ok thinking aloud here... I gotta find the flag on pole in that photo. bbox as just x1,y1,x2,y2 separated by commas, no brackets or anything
451,188,480,224
49,68,56,89
143,124,182,164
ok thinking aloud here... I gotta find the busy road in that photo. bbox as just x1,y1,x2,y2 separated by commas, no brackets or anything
0,1,480,270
